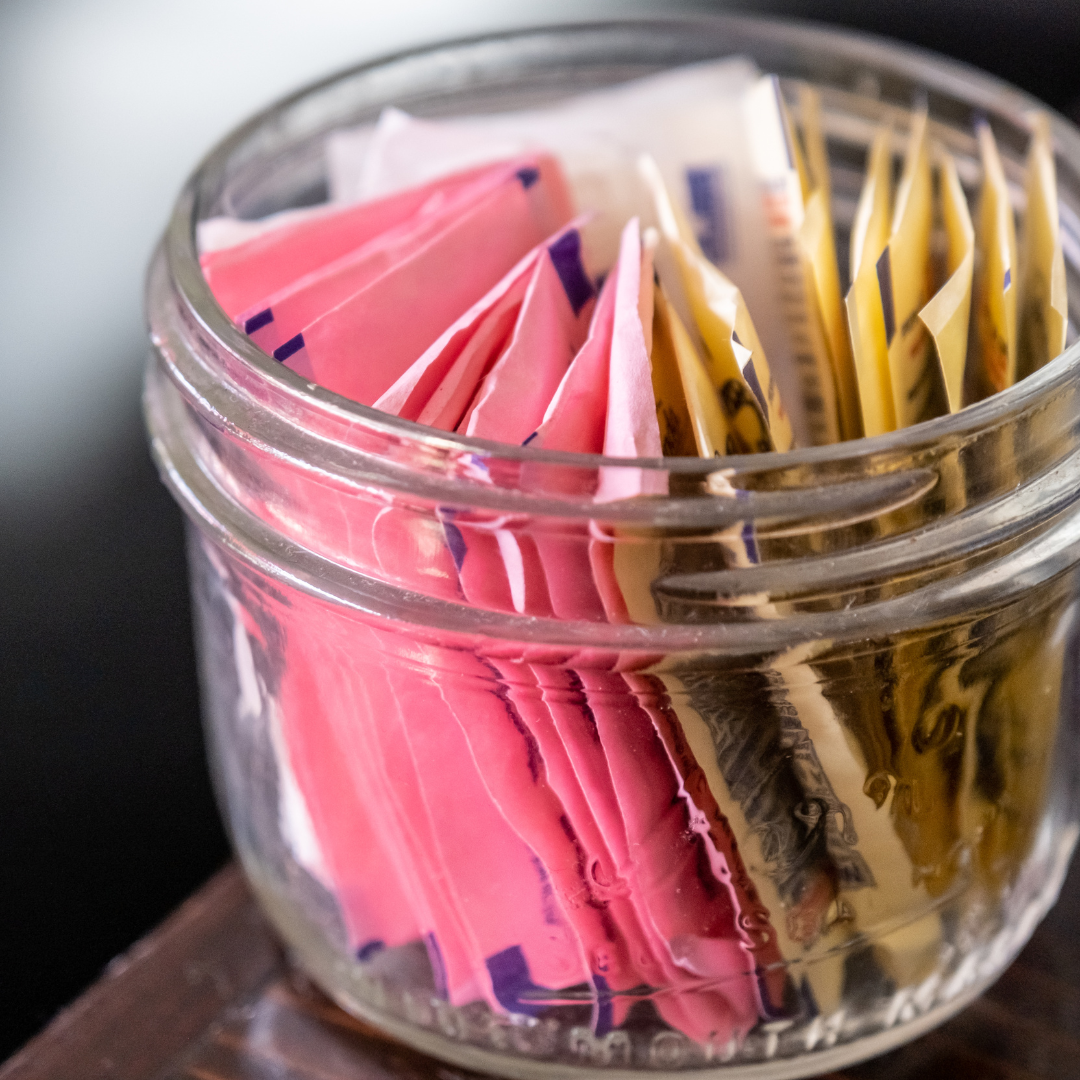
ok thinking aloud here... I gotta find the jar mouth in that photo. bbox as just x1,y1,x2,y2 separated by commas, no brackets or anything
168,202,1080,477
147,14,1080,640
159,12,1080,482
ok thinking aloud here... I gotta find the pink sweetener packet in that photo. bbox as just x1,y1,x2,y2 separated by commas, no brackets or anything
254,255,515,606
376,219,591,429
494,663,643,912
415,316,522,430
436,650,644,1031
400,224,598,618
238,161,549,359
291,593,489,999
349,649,493,1004
378,269,528,427
378,224,596,620
310,450,591,1010
488,653,766,1039
198,204,334,256
599,218,663,465
209,565,420,958
277,617,422,956
417,480,650,1030
451,518,556,617
382,224,596,617
589,218,666,623
200,160,498,319
527,270,615,456
459,228,596,442
382,641,591,1010
436,224,597,615
624,671,790,1017
497,666,695,1019
531,663,747,1042
574,667,761,1043
271,589,483,1002
232,448,464,604
522,271,617,622
384,434,648,1026
213,451,567,1010
272,156,574,403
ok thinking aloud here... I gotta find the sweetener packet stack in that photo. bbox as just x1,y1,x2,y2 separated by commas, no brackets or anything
199,62,1071,1044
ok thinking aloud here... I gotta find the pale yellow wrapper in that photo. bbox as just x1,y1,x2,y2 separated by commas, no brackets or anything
773,643,943,990
742,101,942,974
659,670,855,1017
654,287,738,457
640,155,794,452
650,279,700,458
806,190,864,440
743,76,842,446
850,128,894,280
971,605,1068,896
887,631,986,900
970,121,1019,398
637,271,863,1009
843,127,980,934
883,109,948,429
847,264,896,436
797,83,832,204
846,129,897,436
1017,112,1068,381
918,150,974,413
793,85,863,440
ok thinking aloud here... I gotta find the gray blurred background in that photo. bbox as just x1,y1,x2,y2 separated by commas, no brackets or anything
3,0,1080,1060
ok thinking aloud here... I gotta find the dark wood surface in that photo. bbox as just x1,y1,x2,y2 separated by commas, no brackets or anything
3,859,1079,1080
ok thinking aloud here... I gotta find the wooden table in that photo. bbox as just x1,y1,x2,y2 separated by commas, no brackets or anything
3,860,1078,1080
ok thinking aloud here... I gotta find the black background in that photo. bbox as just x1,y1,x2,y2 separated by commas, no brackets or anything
4,0,1080,1062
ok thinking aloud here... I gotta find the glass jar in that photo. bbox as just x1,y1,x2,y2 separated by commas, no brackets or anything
144,15,1080,1079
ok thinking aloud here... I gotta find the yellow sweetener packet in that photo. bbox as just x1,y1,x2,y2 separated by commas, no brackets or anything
971,604,1067,896
774,642,943,990
846,128,897,436
882,108,949,429
797,83,831,203
640,233,695,457
969,120,1019,398
850,127,894,281
743,76,842,446
640,154,794,452
918,149,975,412
649,279,699,458
792,85,863,440
653,283,736,457
1017,112,1068,381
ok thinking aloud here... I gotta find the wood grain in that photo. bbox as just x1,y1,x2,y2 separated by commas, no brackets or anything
3,860,1077,1080
0,866,281,1080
